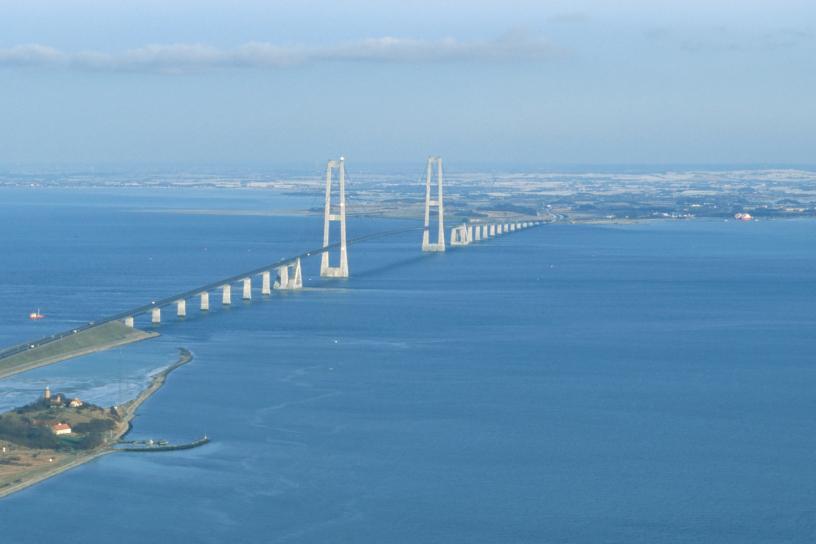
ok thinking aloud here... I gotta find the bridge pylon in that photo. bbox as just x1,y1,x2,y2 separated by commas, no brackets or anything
421,156,445,252
320,157,349,278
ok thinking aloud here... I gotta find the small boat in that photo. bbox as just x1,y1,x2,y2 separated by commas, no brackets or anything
29,309,46,320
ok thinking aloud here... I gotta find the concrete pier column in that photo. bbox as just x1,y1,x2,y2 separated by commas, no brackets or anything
467,225,474,243
482,225,489,239
242,278,252,300
123,316,134,328
516,222,522,230
177,299,186,317
200,292,209,311
274,265,289,289
262,271,271,295
510,223,516,232
222,284,231,305
489,224,496,236
151,307,161,324
291,258,303,289
450,225,466,246
474,225,482,241
274,259,303,290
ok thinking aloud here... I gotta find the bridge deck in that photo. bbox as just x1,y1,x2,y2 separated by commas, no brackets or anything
0,227,421,362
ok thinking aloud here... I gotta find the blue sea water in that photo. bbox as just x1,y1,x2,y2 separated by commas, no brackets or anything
1,186,815,543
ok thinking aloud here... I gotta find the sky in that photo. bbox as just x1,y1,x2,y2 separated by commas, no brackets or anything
0,0,814,169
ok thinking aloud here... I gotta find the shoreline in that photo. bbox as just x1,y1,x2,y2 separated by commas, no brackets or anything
0,323,159,381
0,348,193,500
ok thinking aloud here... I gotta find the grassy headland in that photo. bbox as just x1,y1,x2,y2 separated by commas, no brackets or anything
0,321,158,381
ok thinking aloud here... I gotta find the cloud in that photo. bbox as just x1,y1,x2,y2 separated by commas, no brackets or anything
0,33,563,74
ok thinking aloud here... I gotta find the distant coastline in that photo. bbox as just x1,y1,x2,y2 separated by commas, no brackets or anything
1,166,814,224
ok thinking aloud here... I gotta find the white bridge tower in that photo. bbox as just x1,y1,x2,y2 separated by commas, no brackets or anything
320,157,349,278
421,156,445,252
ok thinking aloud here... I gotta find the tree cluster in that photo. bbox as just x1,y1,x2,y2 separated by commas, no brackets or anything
0,415,59,450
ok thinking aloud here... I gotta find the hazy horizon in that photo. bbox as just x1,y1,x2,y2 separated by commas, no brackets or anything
3,160,816,178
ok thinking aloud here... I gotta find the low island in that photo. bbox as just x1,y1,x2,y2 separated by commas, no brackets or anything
0,348,194,499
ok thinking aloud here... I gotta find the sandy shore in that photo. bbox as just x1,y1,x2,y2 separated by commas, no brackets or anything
0,348,192,500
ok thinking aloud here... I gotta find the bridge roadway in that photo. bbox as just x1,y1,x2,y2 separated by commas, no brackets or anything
0,226,423,361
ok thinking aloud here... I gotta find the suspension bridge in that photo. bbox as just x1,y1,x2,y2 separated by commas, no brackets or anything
0,156,541,370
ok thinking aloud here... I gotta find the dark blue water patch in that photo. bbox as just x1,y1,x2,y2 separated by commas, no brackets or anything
0,189,815,543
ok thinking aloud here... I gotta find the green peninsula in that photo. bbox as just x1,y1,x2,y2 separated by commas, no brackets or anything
0,321,157,381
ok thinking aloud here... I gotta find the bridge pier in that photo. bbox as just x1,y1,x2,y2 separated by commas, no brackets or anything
177,300,186,317
200,292,209,311
321,157,349,278
510,223,516,232
275,258,302,289
482,225,489,239
242,278,252,300
450,225,469,246
422,156,445,252
222,284,231,305
123,316,134,328
474,225,481,241
262,271,271,295
276,265,288,289
151,307,161,324
289,259,303,289
489,224,496,236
